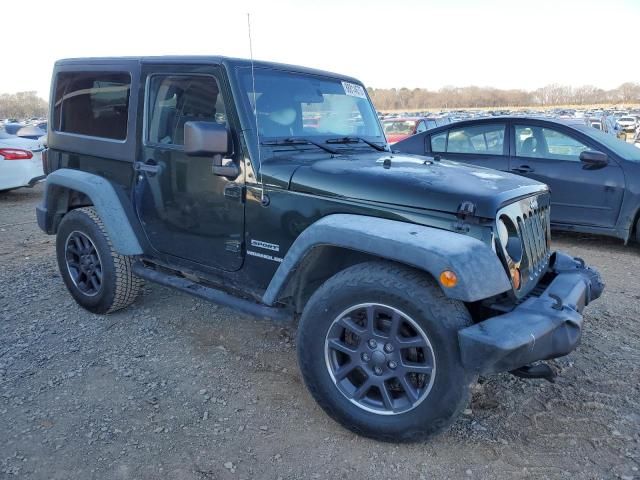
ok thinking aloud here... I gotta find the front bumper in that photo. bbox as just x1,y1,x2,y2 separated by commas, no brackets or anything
458,252,604,375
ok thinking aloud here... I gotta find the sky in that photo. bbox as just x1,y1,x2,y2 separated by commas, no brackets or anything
2,0,639,100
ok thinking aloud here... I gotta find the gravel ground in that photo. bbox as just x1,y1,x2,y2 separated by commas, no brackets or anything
0,184,638,480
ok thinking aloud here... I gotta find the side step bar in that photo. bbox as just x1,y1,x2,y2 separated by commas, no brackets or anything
132,263,292,322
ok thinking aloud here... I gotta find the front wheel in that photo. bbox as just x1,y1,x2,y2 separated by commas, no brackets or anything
56,207,142,314
297,261,476,442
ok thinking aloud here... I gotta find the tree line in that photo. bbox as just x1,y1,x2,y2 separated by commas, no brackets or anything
0,91,48,119
2,83,640,119
367,82,640,111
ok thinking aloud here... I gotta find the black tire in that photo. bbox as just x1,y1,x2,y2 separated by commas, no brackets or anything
56,206,142,314
635,217,640,244
297,261,476,442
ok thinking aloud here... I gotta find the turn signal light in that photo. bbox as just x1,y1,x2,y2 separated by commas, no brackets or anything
439,270,458,288
510,267,521,290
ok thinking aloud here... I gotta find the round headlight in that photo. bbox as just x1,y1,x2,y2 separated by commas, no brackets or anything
497,218,509,248
497,215,523,264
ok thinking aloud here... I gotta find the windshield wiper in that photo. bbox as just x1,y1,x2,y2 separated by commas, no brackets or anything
326,136,388,152
261,138,338,155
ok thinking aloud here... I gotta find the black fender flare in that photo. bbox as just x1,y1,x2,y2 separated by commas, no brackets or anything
37,169,143,255
262,214,511,304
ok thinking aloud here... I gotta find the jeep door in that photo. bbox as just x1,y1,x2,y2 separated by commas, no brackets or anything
135,65,244,271
509,122,625,228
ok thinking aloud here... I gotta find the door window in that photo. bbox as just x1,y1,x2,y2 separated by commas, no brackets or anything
515,125,590,161
430,131,447,152
430,123,505,154
146,75,227,146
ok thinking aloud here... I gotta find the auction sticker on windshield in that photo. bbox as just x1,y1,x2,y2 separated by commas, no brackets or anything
342,81,367,99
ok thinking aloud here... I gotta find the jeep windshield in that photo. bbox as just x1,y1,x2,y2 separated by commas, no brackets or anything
237,68,385,146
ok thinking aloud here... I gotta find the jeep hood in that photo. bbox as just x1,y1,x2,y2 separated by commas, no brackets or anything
264,152,548,218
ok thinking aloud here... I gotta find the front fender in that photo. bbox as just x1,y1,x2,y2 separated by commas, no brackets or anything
37,168,143,256
263,214,512,304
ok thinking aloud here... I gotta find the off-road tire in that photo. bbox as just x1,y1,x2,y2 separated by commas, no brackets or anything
56,207,142,314
296,260,476,442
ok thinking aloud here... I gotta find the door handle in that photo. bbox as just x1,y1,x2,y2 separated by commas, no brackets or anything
134,161,161,175
511,165,534,174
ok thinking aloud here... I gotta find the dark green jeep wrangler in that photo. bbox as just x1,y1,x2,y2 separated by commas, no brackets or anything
37,56,603,442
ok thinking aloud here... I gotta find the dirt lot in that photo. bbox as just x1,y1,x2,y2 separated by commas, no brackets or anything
0,184,638,480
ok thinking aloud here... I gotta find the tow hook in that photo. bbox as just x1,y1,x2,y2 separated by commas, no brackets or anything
510,362,557,383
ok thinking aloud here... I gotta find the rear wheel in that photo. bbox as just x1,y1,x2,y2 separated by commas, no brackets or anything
297,261,476,442
56,207,142,314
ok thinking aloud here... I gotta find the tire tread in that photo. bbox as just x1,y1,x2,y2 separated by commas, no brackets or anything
297,260,474,442
74,207,142,313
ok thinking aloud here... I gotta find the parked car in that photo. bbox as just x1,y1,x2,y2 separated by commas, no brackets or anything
382,116,450,144
602,115,626,139
382,117,429,144
617,116,638,133
393,116,640,243
15,125,47,140
36,56,602,442
634,129,640,149
585,116,625,139
3,122,24,135
0,130,46,191
588,117,603,130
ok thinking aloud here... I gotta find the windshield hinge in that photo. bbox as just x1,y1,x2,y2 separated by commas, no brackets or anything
457,201,477,219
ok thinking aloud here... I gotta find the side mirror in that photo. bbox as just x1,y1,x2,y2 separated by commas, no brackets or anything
579,150,608,168
184,121,228,156
184,121,239,178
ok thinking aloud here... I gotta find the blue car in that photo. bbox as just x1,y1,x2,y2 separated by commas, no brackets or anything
394,116,640,243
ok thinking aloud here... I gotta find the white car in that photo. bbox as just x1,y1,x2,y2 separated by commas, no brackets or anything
0,130,46,192
617,116,638,133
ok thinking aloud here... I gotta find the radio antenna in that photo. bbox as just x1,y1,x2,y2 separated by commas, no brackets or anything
247,13,265,204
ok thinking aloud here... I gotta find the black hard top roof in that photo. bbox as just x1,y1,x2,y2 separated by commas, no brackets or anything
54,56,363,84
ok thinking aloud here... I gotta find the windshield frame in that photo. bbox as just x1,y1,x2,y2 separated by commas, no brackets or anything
232,65,385,147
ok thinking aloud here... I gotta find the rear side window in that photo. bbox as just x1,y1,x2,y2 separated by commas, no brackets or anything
431,123,505,154
53,72,131,140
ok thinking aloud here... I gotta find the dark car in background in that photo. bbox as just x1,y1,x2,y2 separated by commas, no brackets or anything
394,117,640,243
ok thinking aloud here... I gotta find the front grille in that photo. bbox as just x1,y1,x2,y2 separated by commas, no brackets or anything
496,193,551,297
517,203,551,279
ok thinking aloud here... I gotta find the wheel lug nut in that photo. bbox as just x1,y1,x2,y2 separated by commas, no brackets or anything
361,353,370,362
388,361,397,370
373,366,383,375
384,343,394,353
368,339,377,349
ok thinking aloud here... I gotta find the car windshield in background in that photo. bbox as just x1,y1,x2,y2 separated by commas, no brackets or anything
238,68,383,140
383,120,416,135
576,125,640,161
